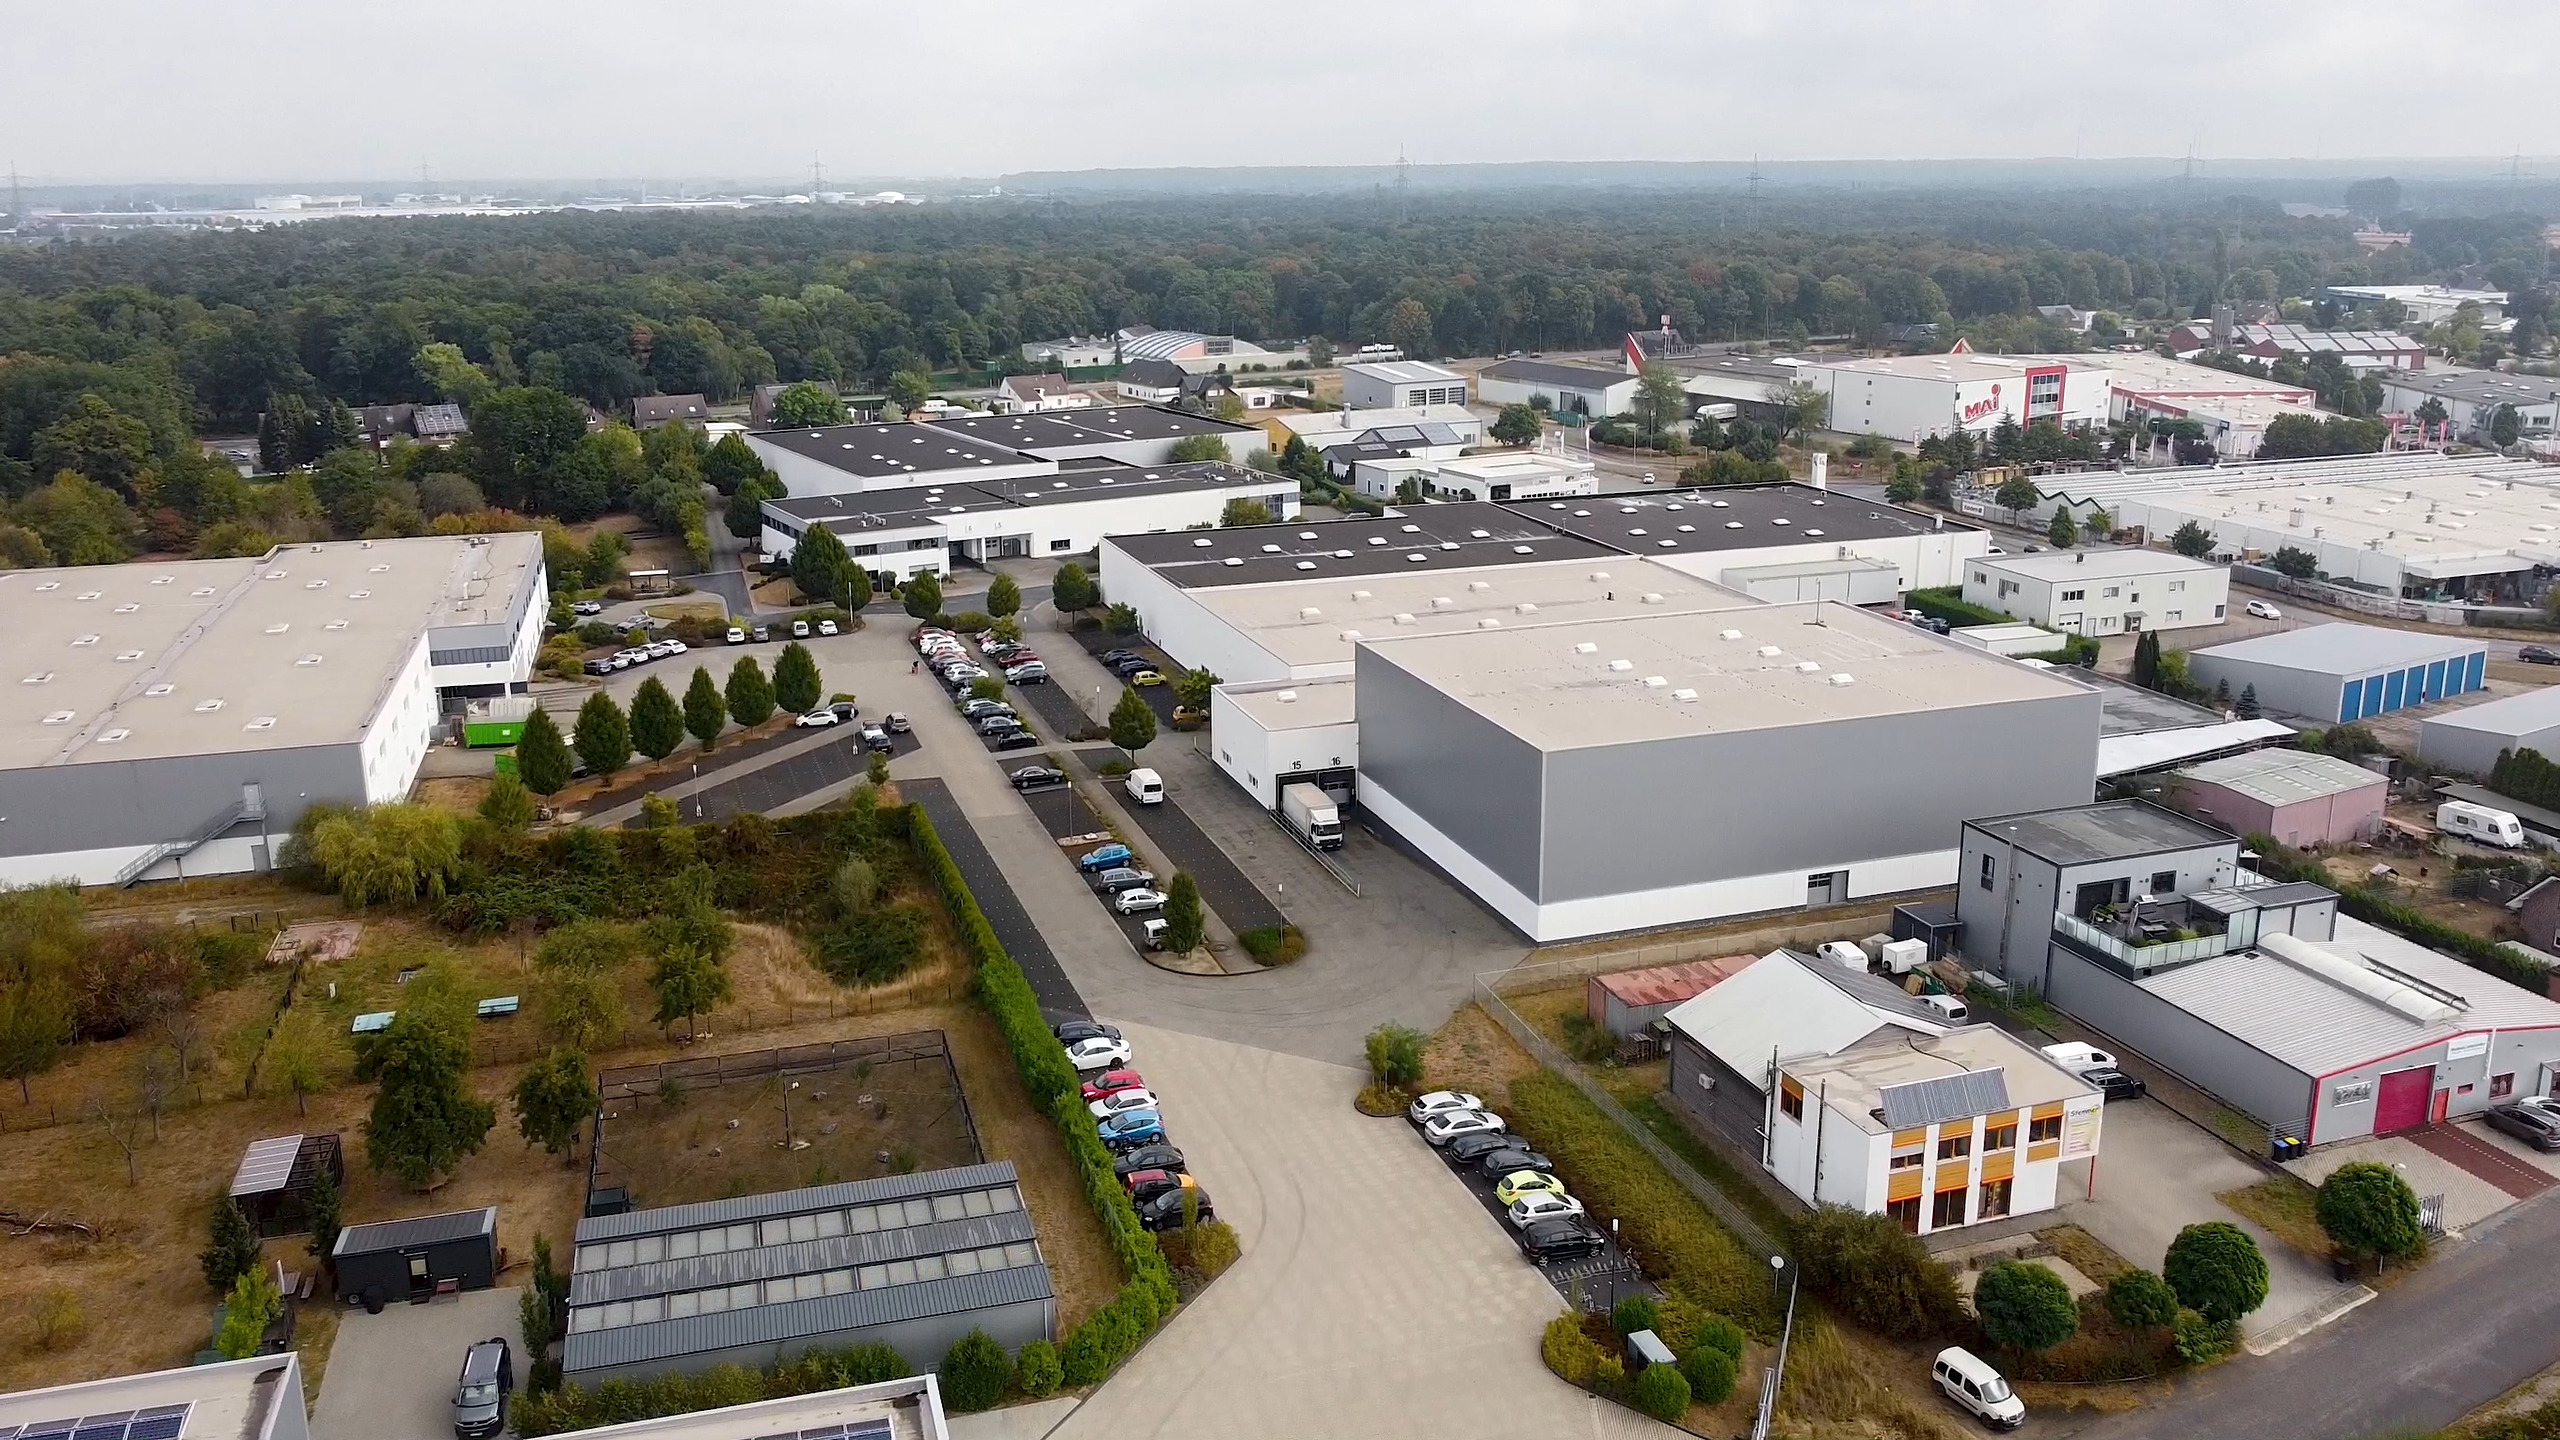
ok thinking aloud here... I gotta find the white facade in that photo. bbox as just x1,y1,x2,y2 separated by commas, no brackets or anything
1961,550,2230,636
359,633,441,805
1342,361,1470,411
1415,452,1597,502
1209,678,1359,808
1799,354,2105,442
1475,364,1639,417
426,564,549,693
764,482,1298,576
2378,372,2560,444
1022,337,1117,367
1277,405,1485,453
1349,454,1437,501
1645,527,1989,595
745,435,1051,500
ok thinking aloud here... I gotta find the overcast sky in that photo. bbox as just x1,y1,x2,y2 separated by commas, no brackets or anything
6,0,2554,184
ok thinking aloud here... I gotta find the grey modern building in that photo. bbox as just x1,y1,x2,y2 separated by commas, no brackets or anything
2185,623,2487,725
745,404,1266,501
0,533,544,887
332,1206,500,1305
2419,684,2560,776
564,1163,1053,1385
1354,600,2103,942
1959,801,2249,985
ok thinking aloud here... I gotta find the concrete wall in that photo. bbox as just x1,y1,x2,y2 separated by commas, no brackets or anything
1962,557,2229,636
2043,945,2314,1128
1476,372,1636,415
1343,370,1468,410
743,435,1052,500
0,742,367,887
426,564,548,693
1207,688,1359,809
1957,831,2242,983
358,633,440,804
1095,543,1295,684
938,483,1297,563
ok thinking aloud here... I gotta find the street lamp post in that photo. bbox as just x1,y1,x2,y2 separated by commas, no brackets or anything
1752,1254,1800,1440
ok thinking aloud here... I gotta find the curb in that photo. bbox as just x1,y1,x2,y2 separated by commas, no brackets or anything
2243,1283,2377,1356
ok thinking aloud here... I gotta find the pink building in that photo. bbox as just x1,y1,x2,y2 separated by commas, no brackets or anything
2170,749,2387,848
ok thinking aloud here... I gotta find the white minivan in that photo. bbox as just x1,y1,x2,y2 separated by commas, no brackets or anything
2439,799,2529,849
1124,768,1164,805
1932,1347,2025,1429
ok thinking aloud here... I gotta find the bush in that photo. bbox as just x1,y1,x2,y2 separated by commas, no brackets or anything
1689,1311,1747,1363
30,1289,83,1351
1632,1360,1691,1420
2172,1309,2240,1366
1903,586,2011,628
2164,1221,2269,1326
2317,1160,2424,1261
1610,1294,1661,1337
1681,1342,1738,1405
1237,924,1305,963
1160,1217,1241,1278
1542,1312,1603,1387
1791,1204,1967,1339
1015,1338,1061,1398
1975,1260,2079,1353
811,905,927,985
1364,1022,1425,1087
938,1329,1013,1413
2105,1267,2180,1331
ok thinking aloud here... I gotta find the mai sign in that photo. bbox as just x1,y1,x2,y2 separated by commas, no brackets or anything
1959,383,2004,426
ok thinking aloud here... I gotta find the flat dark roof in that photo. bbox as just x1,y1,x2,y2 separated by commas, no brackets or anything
1479,358,1632,389
752,421,1032,477
928,406,1254,449
1967,800,2235,866
765,462,1280,533
1106,502,1624,588
2085,670,2228,737
1500,485,1975,556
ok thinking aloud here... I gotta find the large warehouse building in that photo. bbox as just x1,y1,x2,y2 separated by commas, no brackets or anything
2418,684,2560,776
744,406,1267,502
0,533,544,887
1794,351,2108,441
1354,602,2101,940
2186,623,2487,724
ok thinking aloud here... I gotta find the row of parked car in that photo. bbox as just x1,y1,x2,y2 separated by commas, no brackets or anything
581,636,692,674
1406,1090,1609,1263
922,625,1049,687
1058,1019,1213,1232
916,627,1044,751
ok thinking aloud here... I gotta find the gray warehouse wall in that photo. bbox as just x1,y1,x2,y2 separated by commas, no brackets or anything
566,1297,1055,1386
1355,647,1548,900
2042,946,2312,1129
1956,842,2060,981
0,743,365,866
1539,689,2101,905
2184,657,2339,724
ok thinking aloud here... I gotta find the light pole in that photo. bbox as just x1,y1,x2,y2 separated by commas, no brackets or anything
1752,1254,1800,1440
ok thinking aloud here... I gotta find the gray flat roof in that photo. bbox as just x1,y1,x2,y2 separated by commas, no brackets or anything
1345,359,1465,384
766,462,1277,534
1500,485,1977,556
748,422,1034,477
1973,548,2219,582
2418,684,2560,740
2191,622,2482,676
921,405,1253,449
2085,670,2230,737
2385,369,2560,407
1966,800,2235,865
1105,503,1623,588
1478,358,1633,390
2175,748,2387,806
529,1375,939,1440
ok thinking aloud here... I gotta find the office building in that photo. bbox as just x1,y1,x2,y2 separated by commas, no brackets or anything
1960,549,2229,636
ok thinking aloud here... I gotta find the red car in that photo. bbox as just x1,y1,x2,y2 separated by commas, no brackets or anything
1080,1069,1146,1103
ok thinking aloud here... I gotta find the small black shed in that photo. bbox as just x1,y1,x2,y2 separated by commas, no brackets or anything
229,1133,346,1239
332,1206,499,1307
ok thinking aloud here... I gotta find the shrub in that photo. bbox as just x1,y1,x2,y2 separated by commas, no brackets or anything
812,905,927,985
2105,1267,2180,1331
1160,1217,1240,1279
30,1289,83,1351
1902,586,2010,628
200,1196,259,1293
1237,924,1305,963
938,1329,1013,1413
1974,1260,2079,1353
2172,1309,2240,1366
1632,1360,1692,1420
2164,1221,2269,1326
1689,1311,1747,1363
1681,1342,1738,1405
1610,1294,1661,1337
2316,1160,2424,1262
1542,1312,1600,1386
1015,1338,1061,1398
1792,1204,1967,1339
1364,1023,1425,1087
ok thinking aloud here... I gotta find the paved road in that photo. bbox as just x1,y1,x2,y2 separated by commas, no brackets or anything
1076,750,1290,933
2079,1189,2560,1440
905,776,1089,1026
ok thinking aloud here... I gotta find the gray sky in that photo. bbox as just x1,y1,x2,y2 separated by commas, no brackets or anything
7,0,2555,183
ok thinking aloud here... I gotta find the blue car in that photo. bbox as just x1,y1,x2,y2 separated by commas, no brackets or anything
1097,1109,1166,1150
1077,843,1134,872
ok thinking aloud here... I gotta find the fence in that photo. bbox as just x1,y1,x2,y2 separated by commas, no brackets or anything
1475,972,1784,1262
1519,903,1913,988
2232,564,2558,632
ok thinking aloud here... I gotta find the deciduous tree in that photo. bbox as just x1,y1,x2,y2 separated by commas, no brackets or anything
773,641,822,716
513,1049,600,1162
769,382,848,428
1051,563,1097,612
901,570,943,619
726,657,776,727
1218,498,1272,527
1161,874,1204,953
362,1005,496,1188
1490,402,1541,447
2164,1221,2269,1326
2316,1160,2424,1262
1110,686,1157,752
986,574,1021,617
1975,1260,2079,1352
1168,434,1231,463
2170,520,2215,558
650,945,730,1040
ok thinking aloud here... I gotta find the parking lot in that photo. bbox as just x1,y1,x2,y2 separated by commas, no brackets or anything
631,721,921,824
1407,1098,1654,1314
311,1286,525,1440
1013,776,1181,959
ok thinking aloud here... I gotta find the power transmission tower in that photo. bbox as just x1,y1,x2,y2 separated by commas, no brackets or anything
1746,153,1765,203
811,151,825,196
1395,146,1409,223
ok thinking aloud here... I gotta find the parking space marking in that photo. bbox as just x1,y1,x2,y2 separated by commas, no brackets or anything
904,777,1089,1024
2410,1123,2558,1200
1075,752,1289,935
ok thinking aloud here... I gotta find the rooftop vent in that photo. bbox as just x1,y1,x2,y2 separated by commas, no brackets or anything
191,587,214,597
1677,525,1696,533
70,634,97,647
1642,676,1668,688
1440,542,1460,552
244,717,276,732
1476,617,1502,629
1757,646,1783,657
114,603,138,614
265,624,289,634
20,673,51,685
1607,659,1634,672
1340,629,1364,641
1771,518,1791,526
1300,607,1323,619
1192,537,1213,547
1573,642,1600,654
1295,560,1318,571
114,650,143,662
1827,674,1857,687
1710,499,1731,508
1515,603,1539,614
1795,660,1822,673
1367,537,1388,546
265,571,286,581
1223,557,1245,567
1629,527,1648,536
1276,690,1298,703
41,710,73,725
1406,553,1428,563
1470,529,1491,539
1640,592,1666,604
1468,581,1492,592
325,620,348,630
304,580,327,590
97,728,129,744
1394,613,1417,625
1804,529,1824,537
1589,571,1612,582
1573,509,1593,518
1726,521,1745,529
193,699,224,712
1431,597,1455,610
1401,524,1422,533
1260,544,1282,553
1671,688,1699,701
1719,629,1744,641
1335,550,1355,559
1513,545,1536,555
1299,531,1320,540
75,591,100,602
150,576,171,585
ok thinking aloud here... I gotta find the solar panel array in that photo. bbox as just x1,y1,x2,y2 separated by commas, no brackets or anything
747,1420,891,1440
0,1405,191,1440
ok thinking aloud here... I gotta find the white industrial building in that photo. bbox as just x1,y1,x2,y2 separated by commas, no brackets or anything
746,406,1266,501
1210,676,1361,808
1795,351,2107,441
1474,359,1640,417
1277,404,1484,456
2378,370,2560,445
2418,684,2560,776
1341,360,1469,410
0,1353,312,1440
1507,487,1989,596
1961,549,2230,636
2322,285,2507,327
1406,451,1598,502
2187,624,2487,724
0,532,545,887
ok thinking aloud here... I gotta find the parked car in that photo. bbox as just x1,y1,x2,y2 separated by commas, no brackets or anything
1932,1347,2026,1430
993,731,1042,751
791,620,812,638
1407,1090,1484,1125
660,639,689,655
1444,1130,1527,1166
1173,705,1207,726
1088,1088,1160,1121
1100,649,1144,665
794,709,841,728
1005,663,1050,684
1098,1110,1168,1151
1091,866,1157,894
1109,657,1154,676
1055,1019,1121,1045
726,626,747,644
830,701,857,722
1138,917,1172,950
1066,1036,1132,1072
1111,1143,1184,1181
1420,1109,1505,1147
1123,1169,1199,1208
1493,1171,1566,1207
1077,843,1134,872
2082,1068,2147,1102
958,699,1014,720
1080,1069,1146,1102
1516,1217,1605,1262
583,658,615,676
860,725,894,752
817,619,840,636
1135,1185,1213,1232
1476,1146,1554,1180
2246,599,2283,620
2523,645,2560,666
1507,1191,1587,1229
751,624,772,642
2487,1096,2560,1151
571,600,605,616
1011,766,1068,791
2041,1042,2115,1073
974,714,1023,737
1113,887,1168,916
1130,669,1167,687
884,711,912,733
451,1336,514,1438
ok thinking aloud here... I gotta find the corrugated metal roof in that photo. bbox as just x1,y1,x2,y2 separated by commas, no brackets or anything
2177,748,2387,807
230,1135,304,1197
577,1162,1020,1243
334,1206,495,1257
570,1211,1037,1306
1593,956,1755,1009
562,1263,1053,1373
1663,952,1944,1080
1878,1069,2012,1129
2098,719,2298,777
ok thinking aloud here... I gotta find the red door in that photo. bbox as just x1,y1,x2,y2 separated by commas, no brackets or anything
2376,1066,2436,1134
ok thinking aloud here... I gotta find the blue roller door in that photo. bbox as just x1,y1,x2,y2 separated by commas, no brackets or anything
2362,676,2386,719
2467,651,2486,691
2406,666,2426,706
2339,678,2362,721
2426,659,2446,700
2384,670,2405,710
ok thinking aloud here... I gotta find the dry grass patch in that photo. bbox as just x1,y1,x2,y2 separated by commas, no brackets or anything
1421,1002,1537,1100
2217,1175,2331,1262
2038,1223,2133,1282
413,776,492,815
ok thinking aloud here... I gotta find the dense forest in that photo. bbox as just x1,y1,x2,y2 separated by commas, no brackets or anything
0,187,2552,571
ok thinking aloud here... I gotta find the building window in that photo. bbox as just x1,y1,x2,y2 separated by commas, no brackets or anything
1887,1195,1922,1233
1983,1123,2016,1153
2028,1115,2062,1145
2493,1073,2516,1099
2214,604,2226,619
1978,1177,2014,1220
2061,588,2085,601
1932,1186,1970,1229
2103,586,2121,598
1779,1077,1804,1121
1936,1132,1972,1162
2169,580,2186,592
1979,854,1997,891
2166,610,2183,622
2151,871,2177,896
1049,538,1073,552
1890,1147,1926,1171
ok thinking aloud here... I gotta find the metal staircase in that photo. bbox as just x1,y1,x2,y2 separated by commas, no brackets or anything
112,797,267,887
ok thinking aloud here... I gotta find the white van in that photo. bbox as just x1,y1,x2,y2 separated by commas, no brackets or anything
2042,1042,2116,1074
1932,1347,2025,1429
2438,800,2528,849
1124,768,1164,806
1919,993,1970,1024
1814,940,1867,971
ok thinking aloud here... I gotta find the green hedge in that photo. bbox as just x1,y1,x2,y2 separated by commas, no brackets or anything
907,805,1181,1381
514,1344,908,1434
2491,747,2560,808
1903,587,2011,628
1503,1070,1778,1332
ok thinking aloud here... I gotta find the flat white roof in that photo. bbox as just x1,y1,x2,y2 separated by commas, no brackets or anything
2419,684,2560,741
1219,675,1358,730
1432,452,1595,481
539,1374,944,1440
1344,360,1466,385
0,1354,302,1440
1972,547,2220,583
2054,350,2312,400
2192,622,2480,676
0,533,539,768
1189,555,1752,671
1360,599,2089,752
1275,405,1478,438
1808,352,2075,381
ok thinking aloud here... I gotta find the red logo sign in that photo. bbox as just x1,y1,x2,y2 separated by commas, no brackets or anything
1960,384,2003,425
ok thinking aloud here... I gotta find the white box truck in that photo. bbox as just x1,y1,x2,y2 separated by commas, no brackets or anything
1280,783,1344,851
2438,800,2528,849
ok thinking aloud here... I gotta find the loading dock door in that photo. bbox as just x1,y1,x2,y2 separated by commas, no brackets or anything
2376,1065,2436,1134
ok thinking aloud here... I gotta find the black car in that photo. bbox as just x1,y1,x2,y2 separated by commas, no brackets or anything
2525,646,2560,666
1011,766,1068,791
1518,1217,1606,1262
1100,649,1144,665
2083,1067,2147,1102
1112,1143,1185,1181
2486,1098,2560,1151
1444,1130,1525,1165
994,731,1043,751
451,1336,513,1438
830,700,858,721
582,658,615,676
1478,1146,1556,1180
1054,1020,1122,1045
1109,657,1155,676
1135,1185,1215,1232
